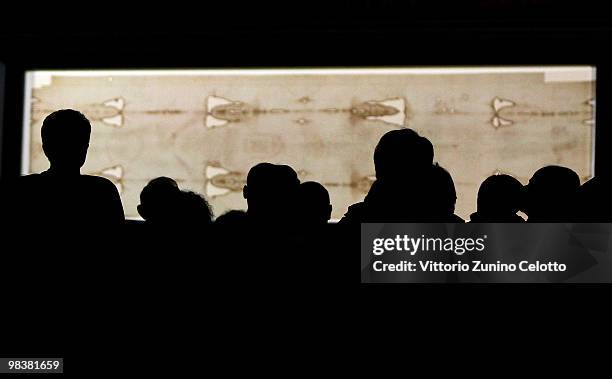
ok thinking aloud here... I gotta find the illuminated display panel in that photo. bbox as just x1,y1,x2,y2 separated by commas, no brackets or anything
23,67,595,220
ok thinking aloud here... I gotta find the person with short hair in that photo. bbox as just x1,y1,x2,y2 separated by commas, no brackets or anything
523,165,580,222
339,128,435,223
8,109,124,227
137,176,181,225
297,181,332,226
470,174,525,222
243,162,300,222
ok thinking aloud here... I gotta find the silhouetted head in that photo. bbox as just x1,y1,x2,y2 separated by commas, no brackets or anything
215,209,249,227
428,164,457,216
477,174,523,216
297,181,332,225
524,165,580,221
176,190,213,226
41,109,91,172
243,163,300,221
374,129,434,182
137,177,180,224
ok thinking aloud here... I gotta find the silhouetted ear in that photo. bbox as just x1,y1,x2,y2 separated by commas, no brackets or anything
326,204,332,221
137,204,147,220
243,185,248,199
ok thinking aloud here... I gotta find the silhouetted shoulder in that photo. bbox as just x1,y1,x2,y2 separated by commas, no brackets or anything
80,174,120,191
10,110,125,227
14,173,43,184
6,173,45,195
80,175,125,222
11,173,125,225
14,172,116,189
337,202,367,225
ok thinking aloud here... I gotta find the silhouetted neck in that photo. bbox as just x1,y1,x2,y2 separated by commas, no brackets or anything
46,166,81,177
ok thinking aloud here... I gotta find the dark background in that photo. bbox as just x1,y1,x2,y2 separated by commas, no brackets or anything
1,0,611,178
0,0,610,372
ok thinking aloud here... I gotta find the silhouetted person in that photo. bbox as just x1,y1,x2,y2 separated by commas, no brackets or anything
523,165,580,222
213,209,249,251
213,163,301,272
428,164,464,222
470,174,525,222
215,209,249,226
6,109,124,227
175,190,214,227
339,128,435,223
243,162,300,223
297,181,332,226
137,176,181,225
1,110,126,324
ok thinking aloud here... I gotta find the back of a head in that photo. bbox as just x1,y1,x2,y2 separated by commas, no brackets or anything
244,163,300,220
215,209,249,227
246,163,299,190
176,190,213,226
298,181,332,225
529,166,580,196
526,165,580,220
138,177,180,223
41,109,91,170
477,174,523,215
374,128,434,181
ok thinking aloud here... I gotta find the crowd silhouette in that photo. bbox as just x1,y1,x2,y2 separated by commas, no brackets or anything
1,108,610,345
1,109,610,237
